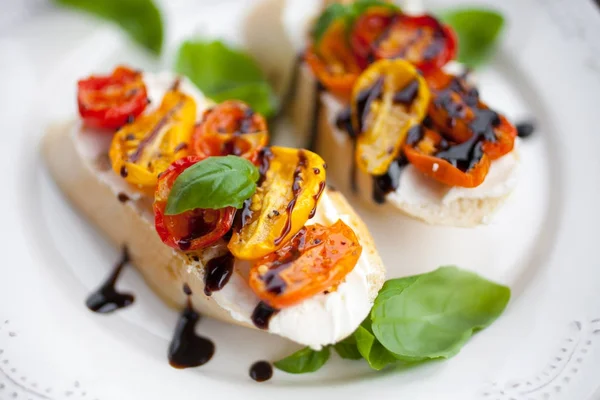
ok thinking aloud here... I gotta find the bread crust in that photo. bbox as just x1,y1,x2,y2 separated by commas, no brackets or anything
42,120,386,343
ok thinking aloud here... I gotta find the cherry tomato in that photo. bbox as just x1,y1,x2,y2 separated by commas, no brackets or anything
424,69,517,160
109,87,197,190
191,101,268,165
305,20,363,100
403,126,490,188
351,59,430,175
228,147,327,260
350,7,397,68
154,156,236,251
373,14,457,73
77,66,148,130
248,220,362,308
482,115,517,160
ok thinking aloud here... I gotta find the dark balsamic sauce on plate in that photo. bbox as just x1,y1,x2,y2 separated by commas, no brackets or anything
516,121,536,138
168,284,215,369
86,246,134,313
249,361,273,382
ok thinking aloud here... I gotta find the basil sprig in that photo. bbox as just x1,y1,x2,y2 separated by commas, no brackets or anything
440,8,505,68
175,40,278,118
53,0,163,54
274,267,510,373
165,156,259,215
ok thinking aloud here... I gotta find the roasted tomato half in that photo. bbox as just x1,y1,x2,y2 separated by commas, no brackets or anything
372,14,457,73
154,156,236,251
191,101,268,164
350,6,398,68
403,125,490,188
228,146,327,260
425,69,517,161
109,87,196,190
351,59,430,175
249,219,362,308
77,66,148,130
305,20,363,100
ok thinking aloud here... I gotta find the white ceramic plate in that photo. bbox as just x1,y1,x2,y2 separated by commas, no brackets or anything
1,0,600,399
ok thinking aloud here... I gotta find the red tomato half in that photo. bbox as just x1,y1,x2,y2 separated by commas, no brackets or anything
77,65,148,130
350,7,397,68
154,156,236,251
373,14,457,73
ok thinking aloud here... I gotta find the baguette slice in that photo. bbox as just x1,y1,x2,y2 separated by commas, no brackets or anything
42,72,385,349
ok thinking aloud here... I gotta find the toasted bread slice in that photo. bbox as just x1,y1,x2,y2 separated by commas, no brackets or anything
288,64,519,227
42,72,385,348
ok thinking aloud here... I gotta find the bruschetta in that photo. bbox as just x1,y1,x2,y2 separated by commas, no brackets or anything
284,0,520,227
42,66,385,349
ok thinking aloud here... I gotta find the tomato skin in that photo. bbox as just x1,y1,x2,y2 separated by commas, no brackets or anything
191,101,268,165
403,127,490,188
424,69,517,160
350,8,396,68
304,21,363,101
481,115,517,160
154,156,236,251
228,147,327,261
77,66,148,130
373,14,457,73
109,88,197,190
248,219,362,309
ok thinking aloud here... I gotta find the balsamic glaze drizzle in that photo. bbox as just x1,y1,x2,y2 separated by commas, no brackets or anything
355,77,385,134
308,181,327,219
168,284,215,369
516,121,536,138
335,106,356,138
392,80,419,105
251,301,279,330
203,252,235,296
372,157,409,204
273,150,307,246
432,78,501,172
117,192,130,203
249,361,273,382
86,246,134,313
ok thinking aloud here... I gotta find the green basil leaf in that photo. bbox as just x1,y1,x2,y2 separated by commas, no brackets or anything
311,3,349,45
54,0,163,55
165,156,259,214
440,8,505,68
274,347,330,374
354,321,397,370
333,335,362,360
174,40,277,117
371,266,510,359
